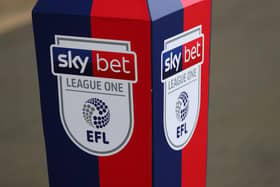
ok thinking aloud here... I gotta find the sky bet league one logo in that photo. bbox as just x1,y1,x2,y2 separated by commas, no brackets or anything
50,35,137,156
161,26,204,151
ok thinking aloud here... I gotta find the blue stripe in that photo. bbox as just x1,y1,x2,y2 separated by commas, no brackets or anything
147,0,184,186
33,0,92,16
32,1,100,187
147,0,183,21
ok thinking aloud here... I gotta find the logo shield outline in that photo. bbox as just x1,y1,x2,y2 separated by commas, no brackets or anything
162,26,204,151
51,35,136,156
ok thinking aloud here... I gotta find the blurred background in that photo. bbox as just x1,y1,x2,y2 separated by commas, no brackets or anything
0,0,280,186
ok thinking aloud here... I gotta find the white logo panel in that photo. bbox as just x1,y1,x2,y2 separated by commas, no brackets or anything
162,26,204,150
52,35,136,156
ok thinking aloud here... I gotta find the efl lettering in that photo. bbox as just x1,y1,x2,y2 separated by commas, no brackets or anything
177,123,187,138
87,130,110,144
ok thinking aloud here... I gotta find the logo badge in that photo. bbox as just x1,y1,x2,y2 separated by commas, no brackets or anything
161,26,204,150
50,35,137,156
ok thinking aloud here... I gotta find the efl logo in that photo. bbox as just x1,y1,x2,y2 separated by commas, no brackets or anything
51,46,137,82
161,26,204,151
50,35,137,156
161,35,204,81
